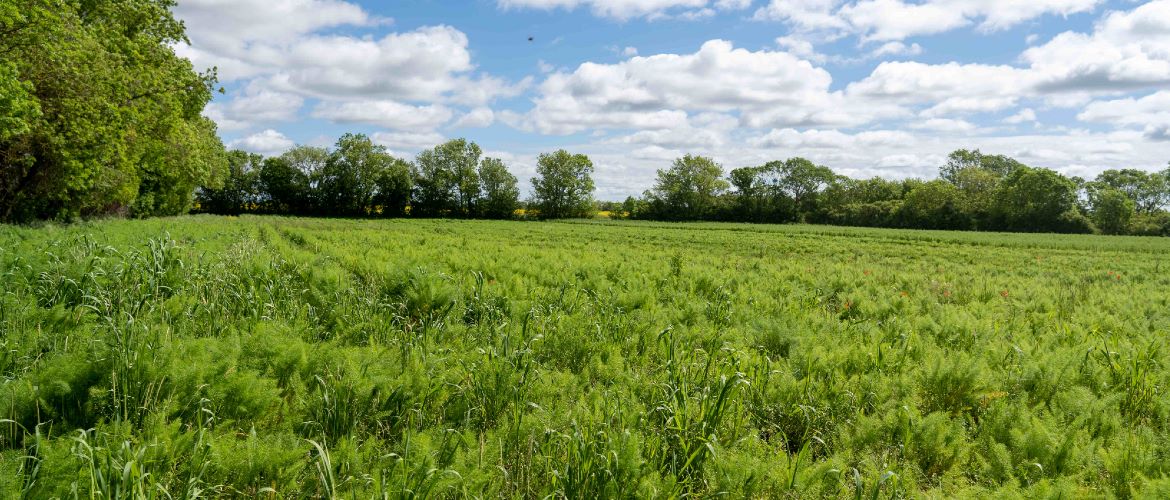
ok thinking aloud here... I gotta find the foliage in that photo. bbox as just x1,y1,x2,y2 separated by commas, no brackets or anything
0,0,227,222
532,149,596,219
197,151,262,215
317,134,393,216
1091,188,1137,235
642,154,729,221
989,166,1082,232
629,150,1170,236
478,157,520,219
2,216,1170,497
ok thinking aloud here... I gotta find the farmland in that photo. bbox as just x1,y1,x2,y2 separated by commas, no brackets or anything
2,216,1170,498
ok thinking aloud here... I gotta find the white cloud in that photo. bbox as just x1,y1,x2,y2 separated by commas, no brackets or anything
175,0,377,52
372,131,447,152
1004,108,1038,124
753,0,849,31
262,27,474,102
310,100,454,130
1023,0,1170,92
519,40,841,134
749,128,855,149
177,0,1170,199
604,113,736,150
753,0,1101,41
174,0,380,81
1078,91,1170,134
870,41,922,57
911,118,978,132
846,61,1030,104
497,0,744,20
922,96,1019,117
202,83,304,131
840,0,970,41
228,129,296,156
452,107,497,128
748,128,915,149
839,1,1170,118
775,35,826,62
971,0,1101,31
178,4,523,136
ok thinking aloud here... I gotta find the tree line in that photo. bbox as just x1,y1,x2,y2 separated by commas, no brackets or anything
621,150,1170,236
196,135,597,220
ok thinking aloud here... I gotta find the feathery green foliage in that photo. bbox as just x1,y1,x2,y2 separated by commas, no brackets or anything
1,216,1169,497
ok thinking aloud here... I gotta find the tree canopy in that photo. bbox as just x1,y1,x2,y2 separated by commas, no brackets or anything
532,150,595,219
0,0,227,222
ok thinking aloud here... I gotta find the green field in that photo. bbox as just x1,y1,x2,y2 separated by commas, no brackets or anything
2,216,1170,498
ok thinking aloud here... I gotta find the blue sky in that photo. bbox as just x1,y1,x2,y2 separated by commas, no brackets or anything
174,0,1170,199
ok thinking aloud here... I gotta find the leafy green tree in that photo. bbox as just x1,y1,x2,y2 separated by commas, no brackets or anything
1091,188,1136,235
318,134,391,216
776,158,836,215
816,177,906,226
646,155,730,220
258,156,310,214
280,145,329,212
411,139,485,217
940,149,1024,184
532,150,595,219
0,62,40,142
990,166,1084,232
0,0,226,221
951,167,1001,228
728,166,766,221
746,158,835,222
373,157,413,217
440,139,483,217
1091,169,1170,214
478,157,519,219
413,149,455,217
197,150,261,215
898,180,971,230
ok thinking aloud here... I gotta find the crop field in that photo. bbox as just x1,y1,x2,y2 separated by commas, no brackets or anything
2,216,1170,498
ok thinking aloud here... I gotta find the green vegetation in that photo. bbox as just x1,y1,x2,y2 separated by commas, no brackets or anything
629,150,1170,236
197,135,1168,236
3,216,1170,498
196,137,533,220
0,0,226,222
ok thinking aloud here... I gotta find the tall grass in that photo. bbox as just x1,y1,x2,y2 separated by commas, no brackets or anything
0,215,1168,497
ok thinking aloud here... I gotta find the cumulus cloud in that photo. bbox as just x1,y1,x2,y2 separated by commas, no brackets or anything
203,84,304,131
517,40,849,133
372,131,447,152
752,0,1102,40
229,129,296,156
1078,91,1170,130
1023,0,1170,92
911,118,979,132
497,0,748,20
452,107,497,128
753,0,849,31
177,1,521,141
870,41,922,57
310,100,454,130
1004,108,1038,124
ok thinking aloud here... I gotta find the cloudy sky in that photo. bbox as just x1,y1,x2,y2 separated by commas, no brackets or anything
176,0,1170,199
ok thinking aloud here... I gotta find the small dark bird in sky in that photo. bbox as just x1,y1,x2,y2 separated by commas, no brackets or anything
528,36,534,42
